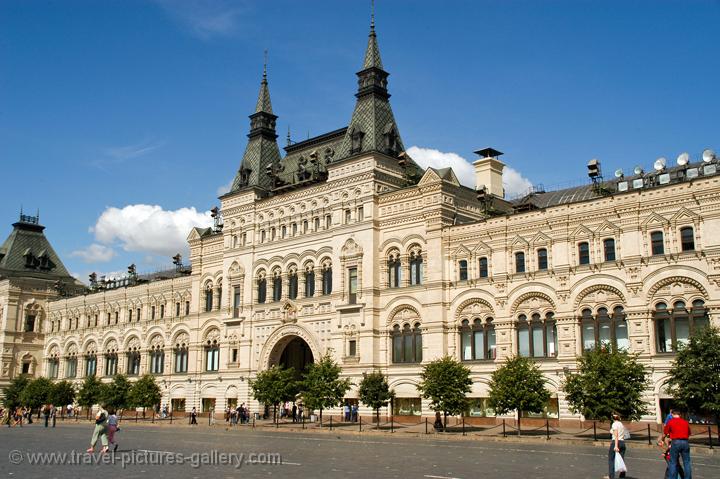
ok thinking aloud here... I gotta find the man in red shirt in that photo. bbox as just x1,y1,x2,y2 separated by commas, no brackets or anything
662,410,692,479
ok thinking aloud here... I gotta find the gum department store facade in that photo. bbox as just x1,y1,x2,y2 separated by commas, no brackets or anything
2,21,719,423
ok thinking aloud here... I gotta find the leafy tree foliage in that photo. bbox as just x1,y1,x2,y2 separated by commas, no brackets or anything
49,380,76,408
416,356,472,428
666,326,720,425
2,376,30,411
20,377,54,411
77,375,104,417
250,366,299,422
301,354,351,423
358,371,394,426
100,374,132,413
563,347,650,421
488,356,551,435
128,374,162,415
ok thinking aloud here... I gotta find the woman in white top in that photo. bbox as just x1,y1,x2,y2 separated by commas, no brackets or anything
607,412,627,479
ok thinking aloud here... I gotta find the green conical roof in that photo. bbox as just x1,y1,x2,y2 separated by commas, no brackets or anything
362,22,384,70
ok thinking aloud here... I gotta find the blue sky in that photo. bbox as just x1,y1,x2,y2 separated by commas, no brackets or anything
1,0,719,281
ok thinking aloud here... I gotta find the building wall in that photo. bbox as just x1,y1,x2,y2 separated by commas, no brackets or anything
42,154,720,422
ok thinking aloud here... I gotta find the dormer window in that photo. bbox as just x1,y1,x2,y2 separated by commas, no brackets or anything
350,127,365,154
383,123,399,156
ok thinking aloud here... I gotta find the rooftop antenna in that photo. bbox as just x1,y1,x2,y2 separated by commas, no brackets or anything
677,152,690,166
286,125,291,147
653,157,667,171
702,149,716,163
371,0,375,30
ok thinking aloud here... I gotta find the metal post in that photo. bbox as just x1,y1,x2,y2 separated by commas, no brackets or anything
302,413,305,429
502,419,506,438
152,411,155,423
709,425,714,449
647,424,652,445
462,416,466,436
425,417,428,435
359,416,362,432
135,411,138,423
252,415,256,429
391,414,394,433
546,420,550,440
593,421,597,441
170,412,173,424
330,415,333,431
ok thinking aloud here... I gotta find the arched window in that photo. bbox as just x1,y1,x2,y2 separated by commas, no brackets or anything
174,342,188,373
305,266,315,297
126,348,140,376
288,269,298,300
105,352,118,376
322,263,333,295
479,257,489,278
205,339,219,371
578,242,590,265
604,238,616,262
85,353,97,377
655,300,709,353
537,248,548,270
272,271,282,302
680,227,695,251
392,322,422,363
460,318,496,361
47,354,59,379
581,306,628,351
515,252,525,273
458,259,468,281
150,345,164,374
281,225,287,238
204,284,213,312
388,253,401,287
517,313,557,358
651,231,664,255
409,250,423,285
257,275,267,304
65,353,77,378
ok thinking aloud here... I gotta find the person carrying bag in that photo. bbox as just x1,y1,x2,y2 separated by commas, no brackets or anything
606,413,627,479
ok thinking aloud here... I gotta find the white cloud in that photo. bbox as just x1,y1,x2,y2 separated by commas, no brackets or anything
104,139,165,161
91,204,213,257
69,243,116,263
407,146,533,198
154,0,248,39
216,179,233,196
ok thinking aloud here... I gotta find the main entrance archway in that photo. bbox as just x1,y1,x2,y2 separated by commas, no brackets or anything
259,324,322,376
274,336,314,379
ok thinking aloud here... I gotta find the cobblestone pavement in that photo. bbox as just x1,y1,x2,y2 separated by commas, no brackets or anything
1,421,719,479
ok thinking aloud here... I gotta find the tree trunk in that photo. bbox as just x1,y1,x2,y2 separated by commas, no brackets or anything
443,411,447,430
517,413,521,437
376,408,380,430
273,404,277,424
319,407,323,427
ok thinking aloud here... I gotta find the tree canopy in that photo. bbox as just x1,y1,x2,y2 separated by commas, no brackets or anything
100,374,132,412
301,354,351,423
563,347,650,421
19,377,54,410
49,380,76,408
128,374,162,412
250,366,299,422
358,371,394,425
76,375,104,410
416,356,472,427
488,355,551,434
666,326,720,424
1,376,30,411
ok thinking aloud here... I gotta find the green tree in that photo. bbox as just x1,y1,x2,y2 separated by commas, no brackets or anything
128,374,162,417
488,356,551,435
77,375,104,417
301,354,351,424
1,376,30,414
100,374,132,413
250,366,298,422
563,347,650,421
666,326,720,428
416,356,472,428
49,380,76,409
20,377,54,413
358,371,394,427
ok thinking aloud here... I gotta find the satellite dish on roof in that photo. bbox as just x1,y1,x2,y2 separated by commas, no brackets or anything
702,149,716,163
677,152,690,166
633,165,644,175
653,157,667,171
614,169,624,178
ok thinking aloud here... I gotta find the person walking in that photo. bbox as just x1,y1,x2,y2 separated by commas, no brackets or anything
606,413,627,479
190,407,198,425
352,404,358,422
87,405,109,454
107,409,119,452
663,410,693,479
50,404,56,428
43,404,51,427
292,403,297,423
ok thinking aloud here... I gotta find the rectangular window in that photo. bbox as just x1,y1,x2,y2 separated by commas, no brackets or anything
348,340,357,357
651,231,664,255
128,309,132,322
206,348,219,371
175,349,188,373
458,260,468,281
515,252,525,273
24,315,35,332
532,325,544,358
22,362,30,374
578,242,590,265
261,230,266,243
348,267,358,304
151,306,156,320
479,257,489,278
292,223,297,236
160,304,165,319
462,330,472,360
325,214,332,229
185,301,190,316
175,302,180,317
114,311,119,324
518,328,530,357
205,290,213,312
604,238,616,262
357,206,364,221
231,348,238,363
303,220,308,234
393,398,421,416
537,248,548,270
281,225,287,238
66,358,77,378
680,227,695,251
473,330,484,360
136,308,141,321
242,232,247,245
233,286,241,318
314,217,320,231
344,209,351,224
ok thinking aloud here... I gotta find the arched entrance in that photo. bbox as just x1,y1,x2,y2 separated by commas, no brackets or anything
268,335,314,380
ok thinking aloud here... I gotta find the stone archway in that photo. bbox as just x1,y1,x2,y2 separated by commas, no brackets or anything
268,335,314,380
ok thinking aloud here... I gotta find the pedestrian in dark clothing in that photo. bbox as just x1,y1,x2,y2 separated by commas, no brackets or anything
190,407,198,425
43,404,50,427
292,404,297,423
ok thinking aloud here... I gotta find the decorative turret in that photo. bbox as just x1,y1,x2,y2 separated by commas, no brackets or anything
229,61,282,194
338,12,405,159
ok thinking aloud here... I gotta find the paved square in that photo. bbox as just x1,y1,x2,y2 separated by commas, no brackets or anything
1,422,719,478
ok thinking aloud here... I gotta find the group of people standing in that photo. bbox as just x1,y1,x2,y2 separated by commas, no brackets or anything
222,403,252,425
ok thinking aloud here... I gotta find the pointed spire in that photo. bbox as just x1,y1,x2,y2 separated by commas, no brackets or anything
255,50,273,114
363,1,383,70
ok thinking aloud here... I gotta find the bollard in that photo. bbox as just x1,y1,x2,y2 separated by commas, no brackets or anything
252,415,256,429
330,416,333,431
593,421,597,441
135,411,138,423
502,419,506,438
208,413,211,426
647,424,652,445
462,416,466,436
391,415,394,433
302,414,305,429
359,416,362,432
709,425,714,449
425,417,428,435
546,420,550,440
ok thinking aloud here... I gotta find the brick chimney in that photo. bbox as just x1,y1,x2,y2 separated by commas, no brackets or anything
473,148,505,198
